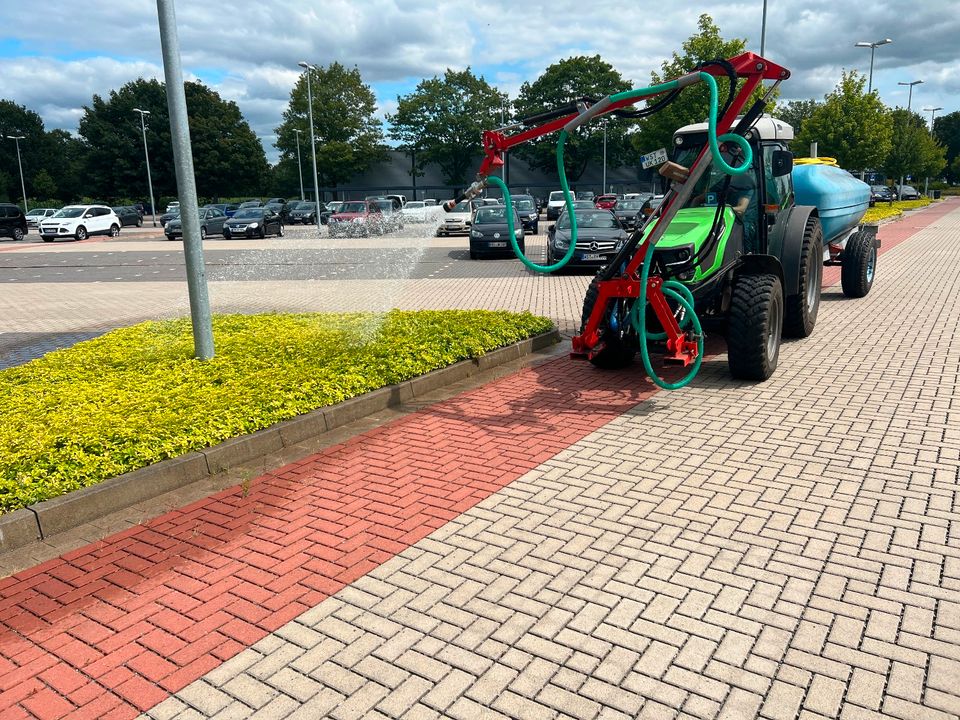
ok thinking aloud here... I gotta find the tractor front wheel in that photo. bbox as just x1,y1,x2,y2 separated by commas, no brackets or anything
580,277,636,369
727,273,783,381
841,231,876,298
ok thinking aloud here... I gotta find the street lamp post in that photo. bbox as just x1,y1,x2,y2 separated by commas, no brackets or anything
5,135,27,214
922,107,942,197
760,0,768,57
298,62,322,231
854,38,892,93
602,119,607,195
896,79,923,197
293,128,305,201
132,108,157,227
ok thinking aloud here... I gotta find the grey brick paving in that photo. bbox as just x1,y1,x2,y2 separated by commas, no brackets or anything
145,202,960,718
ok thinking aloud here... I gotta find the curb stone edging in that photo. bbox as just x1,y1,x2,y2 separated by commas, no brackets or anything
2,328,560,553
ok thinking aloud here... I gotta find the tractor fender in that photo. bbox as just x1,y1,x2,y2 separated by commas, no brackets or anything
734,253,784,289
767,205,818,297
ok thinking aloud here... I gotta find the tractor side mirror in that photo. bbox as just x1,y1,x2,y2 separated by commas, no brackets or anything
772,150,793,177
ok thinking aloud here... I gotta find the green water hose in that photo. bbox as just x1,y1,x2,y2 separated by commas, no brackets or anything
492,70,752,389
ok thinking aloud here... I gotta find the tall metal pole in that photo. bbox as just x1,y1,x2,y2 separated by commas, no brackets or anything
922,107,941,198
156,0,214,360
896,80,923,200
602,120,607,194
294,128,305,201
299,62,322,231
5,135,27,213
760,0,768,57
133,109,157,226
855,39,892,94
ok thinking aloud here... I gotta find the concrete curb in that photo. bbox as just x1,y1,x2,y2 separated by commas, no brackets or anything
1,329,560,553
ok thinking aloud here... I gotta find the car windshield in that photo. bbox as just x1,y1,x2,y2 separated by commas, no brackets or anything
549,192,565,201
297,203,316,210
615,200,645,210
474,207,518,224
232,209,264,219
405,202,424,209
53,207,85,218
326,202,341,210
374,201,393,212
452,201,471,213
27,209,45,216
338,202,366,213
558,211,618,229
514,199,535,211
239,202,260,208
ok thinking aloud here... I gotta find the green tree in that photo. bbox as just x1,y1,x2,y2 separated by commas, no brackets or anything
885,109,947,186
32,169,57,200
0,100,48,201
631,14,753,156
933,111,960,182
45,129,85,202
275,63,386,195
774,99,821,142
512,56,633,182
388,68,506,187
79,78,268,201
794,71,892,170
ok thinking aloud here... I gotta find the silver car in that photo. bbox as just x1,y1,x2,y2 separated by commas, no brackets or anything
163,207,227,240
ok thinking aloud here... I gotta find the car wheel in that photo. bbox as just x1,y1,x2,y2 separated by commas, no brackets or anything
258,226,266,239
532,223,539,235
137,218,143,227
13,227,24,242
75,226,88,241
469,250,478,260
278,224,285,237
200,226,207,240
110,224,120,237
42,236,53,243
223,230,231,240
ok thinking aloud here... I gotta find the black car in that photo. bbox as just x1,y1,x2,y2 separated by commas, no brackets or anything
546,208,628,271
469,205,525,259
264,202,291,222
204,203,239,217
612,198,651,231
510,195,539,234
222,208,284,239
159,209,180,227
870,185,893,206
895,184,920,201
289,201,321,224
112,206,142,227
0,203,28,241
164,207,228,240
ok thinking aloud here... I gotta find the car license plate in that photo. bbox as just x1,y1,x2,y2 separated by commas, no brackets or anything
581,253,605,261
489,241,507,247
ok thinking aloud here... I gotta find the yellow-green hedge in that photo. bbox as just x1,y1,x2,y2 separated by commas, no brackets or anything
0,310,554,513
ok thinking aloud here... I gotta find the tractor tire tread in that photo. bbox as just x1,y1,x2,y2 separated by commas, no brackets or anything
580,276,635,369
784,214,822,338
727,273,782,381
841,230,875,298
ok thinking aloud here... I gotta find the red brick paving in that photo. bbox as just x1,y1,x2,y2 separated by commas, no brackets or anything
0,199,953,718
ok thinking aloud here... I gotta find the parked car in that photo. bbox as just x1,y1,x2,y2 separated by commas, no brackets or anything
469,205,525,259
38,205,121,242
238,200,262,209
612,198,651,230
895,184,920,201
25,207,57,229
510,195,539,234
545,208,628,270
204,203,239,217
222,207,284,239
0,203,29,241
264,202,291,222
594,194,618,210
290,201,322,224
401,200,443,224
113,206,143,227
386,194,407,208
371,199,404,232
159,209,180,227
437,199,481,236
546,190,567,220
266,197,286,206
576,191,595,201
328,200,393,237
870,185,893,206
320,201,342,225
422,199,438,206
163,207,228,240
165,201,180,213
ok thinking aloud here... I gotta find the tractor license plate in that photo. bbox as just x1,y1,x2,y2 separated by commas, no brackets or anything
581,253,605,261
489,241,507,247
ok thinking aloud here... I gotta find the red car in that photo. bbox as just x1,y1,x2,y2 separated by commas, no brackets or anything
327,200,386,237
594,194,618,210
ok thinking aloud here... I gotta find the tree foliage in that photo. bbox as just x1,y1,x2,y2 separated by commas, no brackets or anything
773,99,821,144
512,56,633,182
885,109,947,182
794,71,892,170
933,111,960,182
275,63,386,193
388,68,506,187
79,78,268,201
631,14,752,157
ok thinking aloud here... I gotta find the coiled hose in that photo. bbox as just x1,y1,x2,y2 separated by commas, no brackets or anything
494,71,753,389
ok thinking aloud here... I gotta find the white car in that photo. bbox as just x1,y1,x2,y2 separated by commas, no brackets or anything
401,201,444,224
546,190,567,220
38,205,122,242
25,208,58,228
166,201,180,213
437,199,476,236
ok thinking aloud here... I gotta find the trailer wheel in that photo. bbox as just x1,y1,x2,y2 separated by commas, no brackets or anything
784,215,822,338
580,277,635,369
727,273,783,381
841,231,876,298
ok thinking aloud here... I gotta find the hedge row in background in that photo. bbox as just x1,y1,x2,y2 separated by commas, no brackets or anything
0,310,554,513
862,197,933,224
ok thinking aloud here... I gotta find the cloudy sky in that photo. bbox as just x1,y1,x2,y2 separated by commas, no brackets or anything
1,1,958,163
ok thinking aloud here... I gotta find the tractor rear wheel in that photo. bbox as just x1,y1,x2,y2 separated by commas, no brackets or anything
784,215,822,338
580,277,636,369
841,230,876,298
727,273,783,381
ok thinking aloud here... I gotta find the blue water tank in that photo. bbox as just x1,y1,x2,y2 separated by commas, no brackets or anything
792,164,870,242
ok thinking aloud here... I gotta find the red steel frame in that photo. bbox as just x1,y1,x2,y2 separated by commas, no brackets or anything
470,53,790,366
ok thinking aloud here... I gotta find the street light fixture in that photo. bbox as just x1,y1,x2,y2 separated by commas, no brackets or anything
923,106,942,131
895,80,923,197
298,61,322,231
602,119,607,194
5,135,27,214
132,108,157,227
293,128,305,201
854,38,892,93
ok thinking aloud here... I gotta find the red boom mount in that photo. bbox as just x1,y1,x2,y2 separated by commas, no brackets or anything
458,53,789,367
